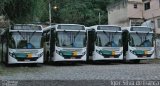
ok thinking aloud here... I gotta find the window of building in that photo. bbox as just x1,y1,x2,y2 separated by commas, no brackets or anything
157,18,160,28
144,2,150,10
134,4,137,8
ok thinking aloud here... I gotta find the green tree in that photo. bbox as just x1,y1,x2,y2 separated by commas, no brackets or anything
57,0,111,26
59,2,87,24
1,0,48,23
0,0,119,25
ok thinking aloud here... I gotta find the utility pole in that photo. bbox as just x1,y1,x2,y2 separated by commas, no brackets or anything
49,0,52,26
98,12,101,25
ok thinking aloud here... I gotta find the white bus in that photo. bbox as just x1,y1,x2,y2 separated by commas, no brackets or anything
43,24,87,62
87,25,123,61
123,26,155,63
1,24,44,64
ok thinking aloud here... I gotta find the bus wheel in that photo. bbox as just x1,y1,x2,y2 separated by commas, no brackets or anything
47,51,50,62
132,60,140,64
44,52,47,63
44,51,49,63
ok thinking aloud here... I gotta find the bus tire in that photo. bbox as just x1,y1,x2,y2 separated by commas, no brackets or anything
46,51,50,62
44,51,47,63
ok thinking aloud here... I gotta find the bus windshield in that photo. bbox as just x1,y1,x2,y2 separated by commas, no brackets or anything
56,31,86,48
9,32,42,49
96,31,122,47
129,32,153,47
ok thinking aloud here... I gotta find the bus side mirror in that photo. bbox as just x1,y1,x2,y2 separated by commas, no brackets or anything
47,42,50,46
94,32,97,42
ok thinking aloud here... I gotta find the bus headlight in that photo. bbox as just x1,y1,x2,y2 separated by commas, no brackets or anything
130,50,135,54
96,50,103,55
82,52,86,55
12,54,16,58
56,50,63,56
9,52,12,56
99,50,103,55
59,52,63,56
9,52,15,58
56,50,59,54
38,52,43,57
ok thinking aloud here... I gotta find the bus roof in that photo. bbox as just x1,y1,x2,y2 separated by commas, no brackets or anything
123,26,153,32
43,25,52,31
55,24,84,26
92,25,120,27
43,24,86,31
9,24,43,32
89,25,121,31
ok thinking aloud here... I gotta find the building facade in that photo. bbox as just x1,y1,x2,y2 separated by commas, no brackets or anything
107,0,144,27
142,0,160,33
107,0,160,33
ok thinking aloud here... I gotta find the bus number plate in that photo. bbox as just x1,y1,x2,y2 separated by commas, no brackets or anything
71,57,76,59
110,56,114,58
25,59,30,61
139,56,147,58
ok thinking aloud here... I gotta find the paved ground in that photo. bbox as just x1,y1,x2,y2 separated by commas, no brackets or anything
0,61,160,80
1,44,160,86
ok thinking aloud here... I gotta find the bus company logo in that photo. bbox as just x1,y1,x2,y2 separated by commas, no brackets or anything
2,80,18,86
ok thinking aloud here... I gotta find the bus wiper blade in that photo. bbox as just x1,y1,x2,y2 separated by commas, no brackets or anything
111,31,117,41
136,31,143,46
103,31,110,39
144,32,149,40
63,30,70,38
74,31,80,39
72,31,81,46
29,31,36,42
17,31,25,40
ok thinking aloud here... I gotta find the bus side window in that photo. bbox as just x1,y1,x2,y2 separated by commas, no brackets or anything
8,33,16,48
44,30,50,42
43,30,50,47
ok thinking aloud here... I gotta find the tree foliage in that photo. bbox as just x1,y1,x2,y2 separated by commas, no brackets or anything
1,0,48,23
1,0,117,25
55,0,113,26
